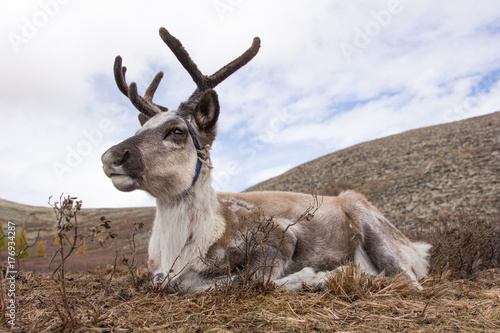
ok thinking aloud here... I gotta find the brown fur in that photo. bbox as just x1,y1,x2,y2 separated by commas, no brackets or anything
215,192,365,274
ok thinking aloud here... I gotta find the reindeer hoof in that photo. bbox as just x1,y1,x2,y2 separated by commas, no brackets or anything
153,273,165,288
314,282,326,292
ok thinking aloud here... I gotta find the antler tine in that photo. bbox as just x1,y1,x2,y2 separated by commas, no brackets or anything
159,27,207,89
127,83,159,118
208,37,261,88
114,56,130,97
144,71,168,112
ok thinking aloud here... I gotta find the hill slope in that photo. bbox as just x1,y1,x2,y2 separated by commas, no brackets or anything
0,198,155,272
248,112,500,229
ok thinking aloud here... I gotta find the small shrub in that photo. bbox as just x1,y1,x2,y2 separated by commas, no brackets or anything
207,193,322,297
35,241,46,257
48,194,117,331
416,206,500,279
0,224,6,249
75,239,88,256
15,228,31,259
122,222,145,290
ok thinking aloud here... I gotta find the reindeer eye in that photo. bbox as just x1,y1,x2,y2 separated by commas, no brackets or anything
164,128,185,140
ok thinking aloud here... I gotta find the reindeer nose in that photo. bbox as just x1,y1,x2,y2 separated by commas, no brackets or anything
101,148,130,168
101,147,130,178
115,149,130,166
102,141,144,179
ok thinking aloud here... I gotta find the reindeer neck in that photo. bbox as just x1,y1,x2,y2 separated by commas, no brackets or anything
154,175,224,276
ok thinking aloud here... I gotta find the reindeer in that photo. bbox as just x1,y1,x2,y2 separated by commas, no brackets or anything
101,27,431,293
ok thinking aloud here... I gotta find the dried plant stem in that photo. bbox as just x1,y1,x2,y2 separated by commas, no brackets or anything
108,246,119,284
0,269,6,324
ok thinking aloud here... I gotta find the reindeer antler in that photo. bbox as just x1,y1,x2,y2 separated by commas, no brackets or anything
114,28,260,120
113,56,168,118
159,27,261,92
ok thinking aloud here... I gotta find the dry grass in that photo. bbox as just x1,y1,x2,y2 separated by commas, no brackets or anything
3,207,500,332
412,205,500,279
3,265,498,332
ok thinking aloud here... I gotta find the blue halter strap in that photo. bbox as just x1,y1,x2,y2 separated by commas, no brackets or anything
177,114,203,186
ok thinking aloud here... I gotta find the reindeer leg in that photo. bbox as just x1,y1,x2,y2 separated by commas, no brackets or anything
148,229,164,288
273,267,330,290
337,191,430,288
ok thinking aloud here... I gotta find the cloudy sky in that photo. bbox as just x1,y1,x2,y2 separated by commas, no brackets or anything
1,0,499,208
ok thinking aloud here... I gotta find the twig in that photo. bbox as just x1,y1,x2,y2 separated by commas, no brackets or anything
58,285,75,328
122,222,144,290
108,246,119,284
0,268,6,324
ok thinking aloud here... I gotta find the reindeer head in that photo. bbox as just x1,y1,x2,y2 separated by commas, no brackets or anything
101,28,260,198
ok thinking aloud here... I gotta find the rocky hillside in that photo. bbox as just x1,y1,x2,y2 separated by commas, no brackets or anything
248,112,500,230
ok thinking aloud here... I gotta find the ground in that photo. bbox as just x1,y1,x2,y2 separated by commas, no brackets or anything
5,266,500,332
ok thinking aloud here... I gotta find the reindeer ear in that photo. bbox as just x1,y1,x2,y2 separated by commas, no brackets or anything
194,89,220,132
138,114,150,126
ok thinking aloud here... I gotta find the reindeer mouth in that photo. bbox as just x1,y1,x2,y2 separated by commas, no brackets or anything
110,174,141,192
102,146,143,192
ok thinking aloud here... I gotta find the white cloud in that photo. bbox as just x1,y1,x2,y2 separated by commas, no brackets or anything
245,165,293,189
0,0,499,208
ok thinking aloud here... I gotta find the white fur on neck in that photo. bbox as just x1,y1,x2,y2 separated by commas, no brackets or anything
148,171,225,284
